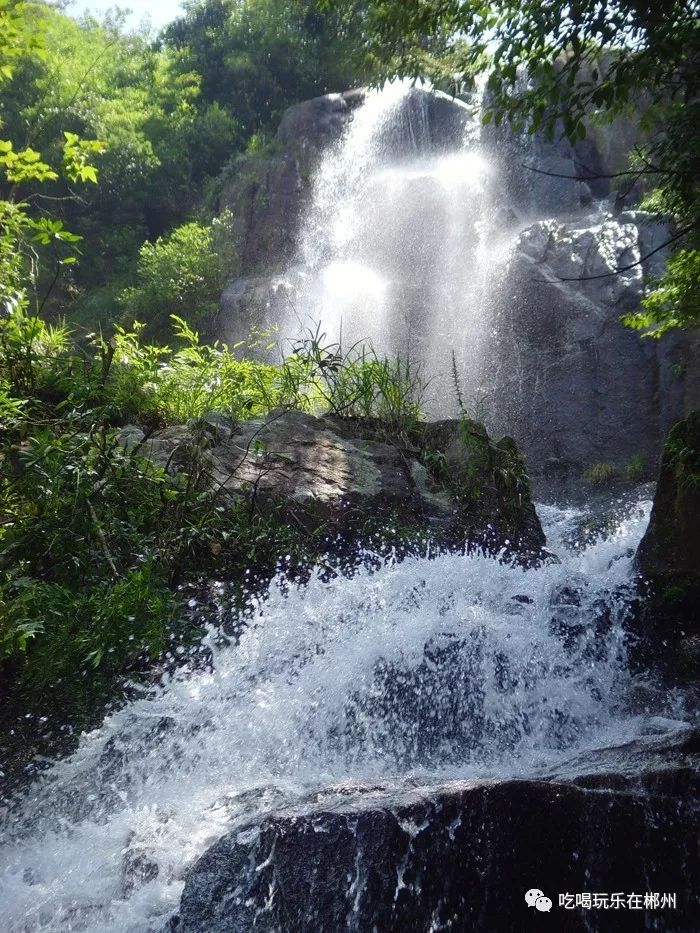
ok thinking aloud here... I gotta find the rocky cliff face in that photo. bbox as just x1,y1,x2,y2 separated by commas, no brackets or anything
214,87,699,484
218,91,365,275
487,213,697,481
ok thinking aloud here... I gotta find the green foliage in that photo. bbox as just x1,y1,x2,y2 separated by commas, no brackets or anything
119,215,235,333
0,304,71,400
0,3,104,327
245,131,282,159
108,316,281,423
1,566,176,689
583,462,618,485
284,325,428,429
623,453,647,483
0,305,431,724
0,0,44,83
665,415,700,492
0,419,190,713
0,2,237,311
623,249,700,337
420,447,447,480
164,0,369,138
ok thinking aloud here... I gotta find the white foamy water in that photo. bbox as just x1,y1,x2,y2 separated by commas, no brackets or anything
271,81,511,414
0,499,692,932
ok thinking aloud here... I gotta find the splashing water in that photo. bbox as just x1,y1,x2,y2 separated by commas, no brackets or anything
0,498,693,932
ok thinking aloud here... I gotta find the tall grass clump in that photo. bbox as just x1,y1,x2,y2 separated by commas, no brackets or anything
283,324,428,429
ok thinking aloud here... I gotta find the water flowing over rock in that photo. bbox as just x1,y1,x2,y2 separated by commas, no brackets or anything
4,83,700,933
2,499,698,932
486,212,694,478
215,83,699,481
175,731,700,933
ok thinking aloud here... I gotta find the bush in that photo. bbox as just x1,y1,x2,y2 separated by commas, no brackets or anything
1,566,176,697
119,214,235,334
107,316,282,424
283,326,428,429
623,454,647,483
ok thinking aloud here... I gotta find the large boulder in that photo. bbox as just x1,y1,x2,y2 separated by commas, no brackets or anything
217,91,366,275
172,729,700,933
215,271,300,346
121,410,545,558
487,212,697,483
484,94,650,217
637,410,700,582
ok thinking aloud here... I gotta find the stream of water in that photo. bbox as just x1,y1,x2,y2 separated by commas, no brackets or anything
0,498,694,932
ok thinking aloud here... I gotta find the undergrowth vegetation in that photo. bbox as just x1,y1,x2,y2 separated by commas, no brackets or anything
0,306,428,738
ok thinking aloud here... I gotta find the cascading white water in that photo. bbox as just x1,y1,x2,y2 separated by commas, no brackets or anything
275,82,512,413
0,500,694,932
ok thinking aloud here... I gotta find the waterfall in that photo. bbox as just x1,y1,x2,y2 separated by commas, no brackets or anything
275,82,512,415
0,499,693,932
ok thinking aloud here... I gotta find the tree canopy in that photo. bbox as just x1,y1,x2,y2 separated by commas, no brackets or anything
0,0,369,326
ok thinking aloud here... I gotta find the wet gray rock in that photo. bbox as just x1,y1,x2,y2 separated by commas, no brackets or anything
216,268,303,348
173,729,700,932
487,211,698,482
127,410,545,557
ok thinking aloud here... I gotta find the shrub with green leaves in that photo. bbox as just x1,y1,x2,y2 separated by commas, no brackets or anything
623,454,647,484
106,316,282,424
284,325,428,429
119,214,235,333
1,566,176,695
623,249,700,338
0,425,190,716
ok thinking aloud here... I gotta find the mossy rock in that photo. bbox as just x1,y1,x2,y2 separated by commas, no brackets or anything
634,410,700,675
637,410,700,582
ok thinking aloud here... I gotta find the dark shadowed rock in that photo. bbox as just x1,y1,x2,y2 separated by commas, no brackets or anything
174,731,700,932
634,411,700,674
637,410,700,585
218,91,365,275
